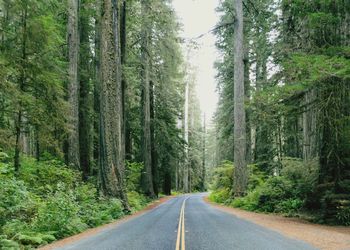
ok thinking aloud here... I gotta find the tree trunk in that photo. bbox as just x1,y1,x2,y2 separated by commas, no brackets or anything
14,2,28,173
79,0,93,180
183,79,189,193
93,0,101,177
303,89,317,161
67,0,80,168
201,115,206,191
120,0,132,161
140,0,155,198
233,0,247,196
99,0,129,211
150,81,159,197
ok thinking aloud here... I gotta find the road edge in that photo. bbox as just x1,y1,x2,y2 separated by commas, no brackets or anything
39,196,175,250
204,196,350,250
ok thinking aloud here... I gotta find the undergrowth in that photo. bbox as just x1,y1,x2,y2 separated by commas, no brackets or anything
208,159,350,226
0,154,150,249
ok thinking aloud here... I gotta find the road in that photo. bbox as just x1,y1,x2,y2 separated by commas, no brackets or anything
57,194,317,250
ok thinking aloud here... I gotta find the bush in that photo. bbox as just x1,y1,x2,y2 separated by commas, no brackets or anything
32,188,88,238
209,189,231,204
336,206,350,226
0,179,39,227
19,157,81,196
125,161,143,192
128,191,149,212
231,189,260,211
209,161,234,191
0,155,152,248
209,158,319,217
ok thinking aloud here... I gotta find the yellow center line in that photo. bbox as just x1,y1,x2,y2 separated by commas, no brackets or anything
181,201,185,250
175,205,183,250
175,197,189,250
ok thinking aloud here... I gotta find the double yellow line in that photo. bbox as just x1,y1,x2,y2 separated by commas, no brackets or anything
175,197,188,250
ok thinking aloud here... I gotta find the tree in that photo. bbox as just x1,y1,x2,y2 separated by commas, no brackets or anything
99,0,129,210
67,0,80,168
79,0,94,179
233,0,247,196
140,0,155,198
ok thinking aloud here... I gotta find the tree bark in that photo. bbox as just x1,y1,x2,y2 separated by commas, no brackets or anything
67,0,80,168
183,79,189,193
14,2,28,173
150,80,159,197
99,0,129,211
233,0,247,196
140,0,155,198
79,0,93,180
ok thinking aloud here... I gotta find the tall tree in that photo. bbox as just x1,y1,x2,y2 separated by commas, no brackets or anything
13,0,28,172
67,0,80,168
233,0,247,196
140,0,155,198
99,0,129,210
79,0,94,179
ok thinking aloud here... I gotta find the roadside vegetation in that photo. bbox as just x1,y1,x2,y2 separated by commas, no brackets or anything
0,153,150,249
207,0,350,227
209,160,350,226
0,0,205,249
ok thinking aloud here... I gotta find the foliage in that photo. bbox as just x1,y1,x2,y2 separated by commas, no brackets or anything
208,158,342,222
0,156,150,248
211,0,350,226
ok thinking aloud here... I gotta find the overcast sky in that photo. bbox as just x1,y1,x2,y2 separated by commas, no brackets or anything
172,0,220,125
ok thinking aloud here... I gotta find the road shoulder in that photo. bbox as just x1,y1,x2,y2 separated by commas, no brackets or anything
39,196,174,250
204,197,350,250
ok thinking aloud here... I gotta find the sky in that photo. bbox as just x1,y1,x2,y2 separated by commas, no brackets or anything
172,0,220,125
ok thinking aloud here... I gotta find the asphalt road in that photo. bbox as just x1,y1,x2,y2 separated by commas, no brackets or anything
57,194,317,250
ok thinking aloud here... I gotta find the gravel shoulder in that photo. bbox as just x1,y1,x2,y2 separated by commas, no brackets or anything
204,197,350,250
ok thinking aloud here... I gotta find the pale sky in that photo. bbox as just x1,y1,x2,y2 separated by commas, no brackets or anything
172,0,220,125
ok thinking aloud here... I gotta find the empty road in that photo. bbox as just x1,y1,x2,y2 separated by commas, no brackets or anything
56,194,317,250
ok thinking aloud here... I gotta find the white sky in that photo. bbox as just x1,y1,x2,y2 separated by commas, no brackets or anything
172,0,220,125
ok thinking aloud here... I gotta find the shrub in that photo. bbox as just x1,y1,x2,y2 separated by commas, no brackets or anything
209,188,231,204
32,188,88,238
0,155,151,248
231,189,261,211
275,198,304,215
125,161,143,192
128,191,149,212
336,206,350,226
0,238,20,250
19,157,81,195
209,161,234,191
0,179,38,227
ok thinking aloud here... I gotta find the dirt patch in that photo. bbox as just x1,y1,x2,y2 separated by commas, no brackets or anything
204,197,350,250
39,196,174,250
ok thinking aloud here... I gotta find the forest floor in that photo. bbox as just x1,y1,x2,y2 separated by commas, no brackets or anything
205,197,350,250
39,196,174,250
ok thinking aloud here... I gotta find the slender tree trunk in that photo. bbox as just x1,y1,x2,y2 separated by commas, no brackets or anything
233,0,247,196
150,81,159,197
14,3,28,173
201,115,206,191
67,0,80,168
93,0,101,177
99,0,129,211
140,0,155,198
183,79,189,193
35,126,40,161
120,0,132,161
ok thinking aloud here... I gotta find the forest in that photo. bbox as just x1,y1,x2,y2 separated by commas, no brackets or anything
0,0,349,249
